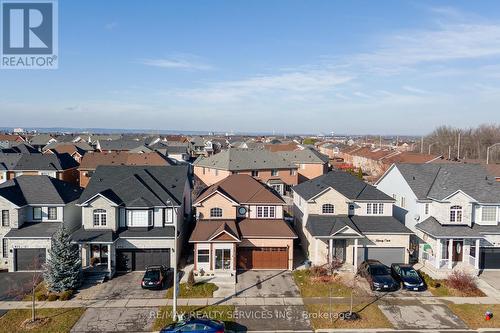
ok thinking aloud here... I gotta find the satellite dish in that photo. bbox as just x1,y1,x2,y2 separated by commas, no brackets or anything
414,214,420,221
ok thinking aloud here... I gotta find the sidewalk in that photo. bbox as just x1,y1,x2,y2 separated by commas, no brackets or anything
1,294,499,310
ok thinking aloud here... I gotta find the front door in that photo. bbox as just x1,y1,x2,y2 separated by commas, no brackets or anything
452,240,463,262
214,248,232,270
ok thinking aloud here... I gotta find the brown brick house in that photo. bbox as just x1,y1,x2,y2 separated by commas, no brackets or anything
190,174,297,282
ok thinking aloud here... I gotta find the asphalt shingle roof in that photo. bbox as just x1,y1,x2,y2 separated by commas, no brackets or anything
78,165,189,207
12,153,78,171
416,216,500,238
5,222,61,238
395,163,500,203
0,175,82,206
193,148,296,171
293,170,394,201
277,148,329,164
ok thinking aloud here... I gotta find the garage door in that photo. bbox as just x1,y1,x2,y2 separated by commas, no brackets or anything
237,247,288,270
116,249,170,271
480,248,500,269
15,248,46,271
356,247,405,267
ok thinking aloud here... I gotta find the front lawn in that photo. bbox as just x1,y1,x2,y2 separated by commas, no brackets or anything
0,308,85,333
449,304,500,329
152,305,236,331
166,282,218,298
419,271,485,297
305,303,393,329
293,269,354,297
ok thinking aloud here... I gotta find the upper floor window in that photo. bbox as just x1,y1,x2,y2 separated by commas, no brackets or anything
33,207,42,220
210,208,223,218
47,207,57,220
257,206,276,218
400,197,406,208
251,170,259,177
481,206,497,222
322,204,335,214
449,205,463,223
425,203,430,215
271,169,279,176
127,210,152,227
367,203,384,215
93,209,107,226
290,169,297,175
165,208,173,224
1,210,9,227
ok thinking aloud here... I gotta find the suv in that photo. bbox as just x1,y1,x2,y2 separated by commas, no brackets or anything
357,260,399,292
141,265,172,290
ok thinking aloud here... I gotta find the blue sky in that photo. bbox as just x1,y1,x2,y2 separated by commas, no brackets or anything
2,0,500,135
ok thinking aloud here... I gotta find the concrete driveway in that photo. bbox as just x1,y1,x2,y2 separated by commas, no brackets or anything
75,272,166,300
71,308,158,332
479,271,500,291
235,270,300,298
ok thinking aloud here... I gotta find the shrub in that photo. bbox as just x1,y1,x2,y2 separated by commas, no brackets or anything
446,270,478,293
187,269,195,287
35,292,48,301
310,265,328,277
418,270,441,288
47,293,59,301
59,290,73,301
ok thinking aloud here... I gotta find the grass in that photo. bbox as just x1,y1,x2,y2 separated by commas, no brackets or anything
165,282,218,298
448,304,500,329
305,303,393,329
152,305,236,331
292,269,354,297
0,308,85,333
418,271,485,297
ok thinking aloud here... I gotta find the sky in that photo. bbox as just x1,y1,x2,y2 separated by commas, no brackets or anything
1,0,500,135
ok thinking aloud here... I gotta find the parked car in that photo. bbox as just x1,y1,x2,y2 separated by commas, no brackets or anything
390,263,426,291
160,317,225,333
357,260,399,291
141,265,171,289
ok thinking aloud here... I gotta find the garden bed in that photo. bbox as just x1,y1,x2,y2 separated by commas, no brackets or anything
293,269,358,297
419,270,485,297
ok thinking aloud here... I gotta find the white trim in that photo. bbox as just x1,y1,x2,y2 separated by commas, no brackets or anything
208,230,240,242
193,189,239,206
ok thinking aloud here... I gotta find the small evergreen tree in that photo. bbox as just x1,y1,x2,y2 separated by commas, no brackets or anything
357,168,363,179
187,269,195,288
43,225,81,293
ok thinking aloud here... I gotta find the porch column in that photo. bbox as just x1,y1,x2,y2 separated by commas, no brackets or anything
435,239,441,268
328,239,333,263
107,244,111,272
448,239,453,269
475,239,480,269
353,238,358,269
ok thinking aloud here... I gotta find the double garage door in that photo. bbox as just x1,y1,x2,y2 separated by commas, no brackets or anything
237,247,288,270
480,248,500,269
15,248,46,271
356,247,405,267
116,249,170,272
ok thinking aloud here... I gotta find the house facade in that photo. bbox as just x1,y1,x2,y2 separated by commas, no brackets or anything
193,148,298,195
0,176,82,271
376,163,500,277
190,174,297,282
293,170,412,270
72,165,191,278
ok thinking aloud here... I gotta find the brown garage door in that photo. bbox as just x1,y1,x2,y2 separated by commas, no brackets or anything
237,247,288,270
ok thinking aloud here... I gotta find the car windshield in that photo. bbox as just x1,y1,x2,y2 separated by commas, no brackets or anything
400,267,419,279
370,265,390,275
144,270,160,280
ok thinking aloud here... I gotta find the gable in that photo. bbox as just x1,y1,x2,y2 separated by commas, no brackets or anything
197,191,238,207
211,232,239,242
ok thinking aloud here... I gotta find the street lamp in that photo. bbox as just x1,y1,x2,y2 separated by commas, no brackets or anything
167,200,179,321
486,143,500,164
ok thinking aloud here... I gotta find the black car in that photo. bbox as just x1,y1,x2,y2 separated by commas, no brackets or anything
160,317,225,333
357,260,399,291
391,263,426,291
141,265,171,289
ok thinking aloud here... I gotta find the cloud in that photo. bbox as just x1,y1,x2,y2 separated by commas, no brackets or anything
140,54,213,71
104,22,118,30
402,86,429,94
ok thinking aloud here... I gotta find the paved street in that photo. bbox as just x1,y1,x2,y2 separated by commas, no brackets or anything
71,307,158,332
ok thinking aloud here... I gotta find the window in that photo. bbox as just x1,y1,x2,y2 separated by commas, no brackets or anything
210,208,223,218
2,238,7,258
93,209,107,226
290,169,297,175
481,206,497,222
425,203,430,215
251,170,259,177
401,197,406,208
271,169,278,176
197,249,210,263
33,207,42,220
257,206,276,218
450,205,463,223
165,208,173,224
127,210,152,227
322,204,335,214
367,203,384,215
47,207,57,220
202,167,206,175
1,210,9,227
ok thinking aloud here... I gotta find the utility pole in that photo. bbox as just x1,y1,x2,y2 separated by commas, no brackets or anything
170,200,178,321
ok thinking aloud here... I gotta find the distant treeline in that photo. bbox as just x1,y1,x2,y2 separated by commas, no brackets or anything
420,124,500,162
